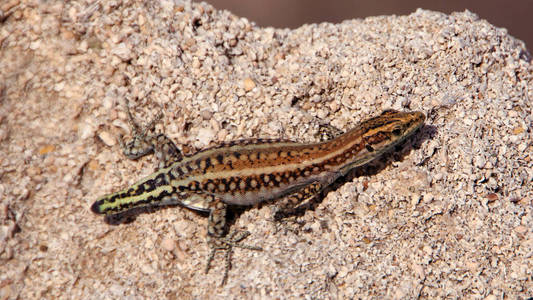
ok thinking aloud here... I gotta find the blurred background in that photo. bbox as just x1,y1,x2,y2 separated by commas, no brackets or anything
198,0,532,51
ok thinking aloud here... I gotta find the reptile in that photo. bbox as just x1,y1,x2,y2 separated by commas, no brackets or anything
91,107,425,284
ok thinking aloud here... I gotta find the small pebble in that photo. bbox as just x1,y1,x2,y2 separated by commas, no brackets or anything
98,131,116,146
243,78,256,91
161,238,176,252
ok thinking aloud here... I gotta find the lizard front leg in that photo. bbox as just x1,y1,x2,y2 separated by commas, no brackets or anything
119,102,183,168
318,123,345,142
205,197,262,285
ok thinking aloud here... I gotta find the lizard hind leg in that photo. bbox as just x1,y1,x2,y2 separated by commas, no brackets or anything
272,182,323,221
205,197,262,285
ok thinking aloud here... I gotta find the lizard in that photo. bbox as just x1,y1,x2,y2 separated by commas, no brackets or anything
91,106,425,284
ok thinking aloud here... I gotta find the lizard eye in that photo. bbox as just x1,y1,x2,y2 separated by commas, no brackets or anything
392,128,402,136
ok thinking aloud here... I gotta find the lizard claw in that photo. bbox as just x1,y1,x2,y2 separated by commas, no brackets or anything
205,230,262,285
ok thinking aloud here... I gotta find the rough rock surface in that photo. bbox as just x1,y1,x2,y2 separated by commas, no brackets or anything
1,0,532,298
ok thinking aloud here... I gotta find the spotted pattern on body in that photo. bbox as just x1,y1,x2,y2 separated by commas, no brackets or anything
91,109,425,284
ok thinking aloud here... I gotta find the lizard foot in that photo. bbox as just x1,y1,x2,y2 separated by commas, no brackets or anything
205,230,262,285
